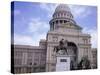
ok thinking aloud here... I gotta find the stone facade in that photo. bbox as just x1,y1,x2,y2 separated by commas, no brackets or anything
91,48,97,69
46,4,92,71
12,39,47,73
11,4,97,74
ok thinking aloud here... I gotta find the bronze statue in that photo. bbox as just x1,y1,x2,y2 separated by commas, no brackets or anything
54,39,68,55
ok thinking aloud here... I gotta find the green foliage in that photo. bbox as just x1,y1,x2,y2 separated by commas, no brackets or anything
78,56,91,69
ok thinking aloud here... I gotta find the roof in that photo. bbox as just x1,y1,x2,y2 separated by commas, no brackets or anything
55,4,71,12
12,44,46,50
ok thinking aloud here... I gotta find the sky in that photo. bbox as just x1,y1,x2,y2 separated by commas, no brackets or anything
11,1,97,48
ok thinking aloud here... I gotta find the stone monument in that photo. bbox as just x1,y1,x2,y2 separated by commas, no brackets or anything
54,39,70,71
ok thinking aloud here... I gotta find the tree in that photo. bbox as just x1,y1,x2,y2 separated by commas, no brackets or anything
78,56,91,70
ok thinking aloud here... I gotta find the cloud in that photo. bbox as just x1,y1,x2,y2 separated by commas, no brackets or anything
14,34,34,45
14,33,46,46
39,3,58,18
14,17,49,46
83,27,97,48
39,3,91,19
69,5,91,19
28,18,49,33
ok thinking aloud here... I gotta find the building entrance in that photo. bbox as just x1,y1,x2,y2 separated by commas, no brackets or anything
54,39,78,71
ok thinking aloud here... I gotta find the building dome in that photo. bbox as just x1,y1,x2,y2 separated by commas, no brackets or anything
49,4,76,31
53,4,73,19
55,4,71,13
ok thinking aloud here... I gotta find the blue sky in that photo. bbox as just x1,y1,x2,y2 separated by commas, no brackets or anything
11,1,97,48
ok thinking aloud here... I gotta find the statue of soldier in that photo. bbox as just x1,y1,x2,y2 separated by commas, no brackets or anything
54,39,68,55
59,39,64,50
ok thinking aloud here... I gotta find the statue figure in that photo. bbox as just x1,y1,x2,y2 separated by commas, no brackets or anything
54,39,68,55
59,39,64,49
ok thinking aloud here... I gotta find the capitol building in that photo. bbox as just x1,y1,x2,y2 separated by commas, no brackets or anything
11,4,97,74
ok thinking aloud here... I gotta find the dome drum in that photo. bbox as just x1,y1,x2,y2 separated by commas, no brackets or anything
53,11,73,19
49,18,76,26
49,4,79,31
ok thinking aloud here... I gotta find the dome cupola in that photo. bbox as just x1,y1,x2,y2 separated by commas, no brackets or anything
49,4,76,31
53,4,73,19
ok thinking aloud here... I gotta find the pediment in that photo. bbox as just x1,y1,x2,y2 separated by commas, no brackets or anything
63,23,82,30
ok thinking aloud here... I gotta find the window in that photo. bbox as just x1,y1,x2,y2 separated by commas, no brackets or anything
56,20,58,24
14,59,22,65
64,20,67,23
84,48,88,56
53,36,58,42
64,13,66,16
28,52,33,58
83,38,88,44
60,20,62,23
60,59,67,62
51,63,56,66
27,58,32,65
14,51,22,57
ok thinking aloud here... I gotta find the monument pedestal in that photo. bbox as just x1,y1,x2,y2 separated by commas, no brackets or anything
56,55,70,71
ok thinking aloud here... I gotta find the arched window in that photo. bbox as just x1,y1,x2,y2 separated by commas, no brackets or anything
60,20,63,23
56,20,58,24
